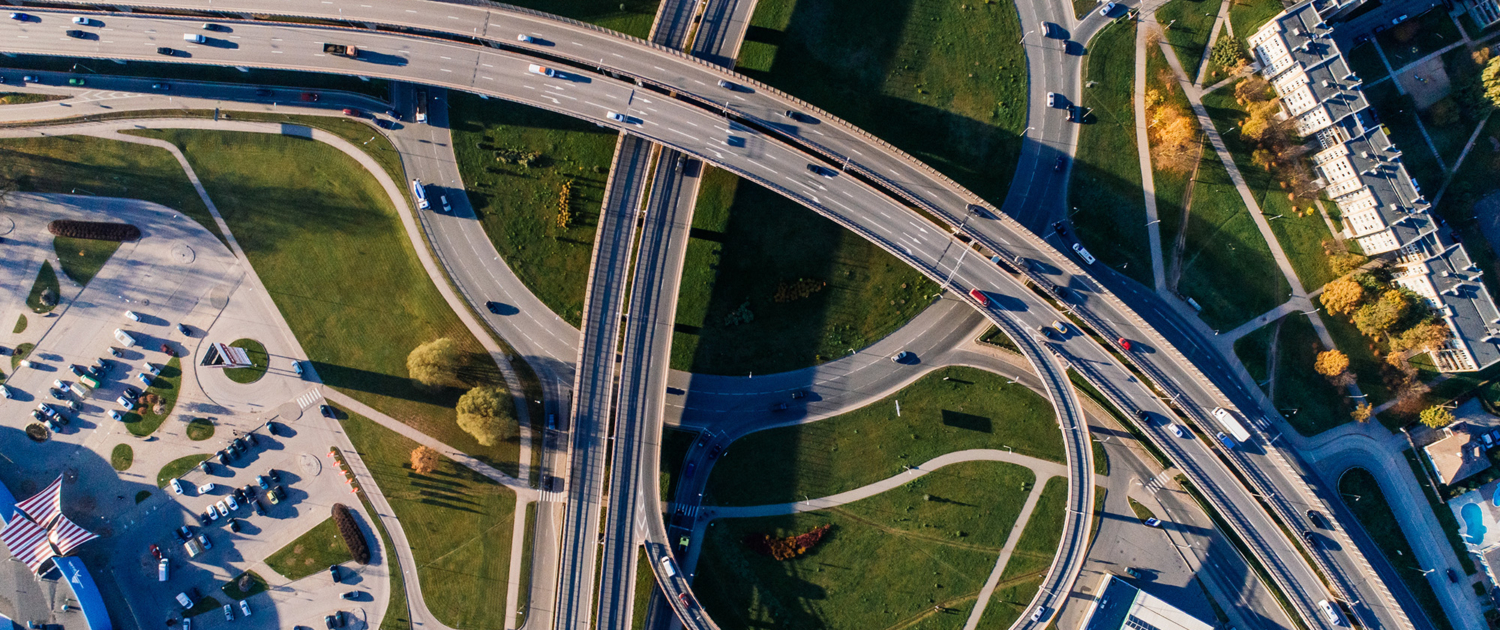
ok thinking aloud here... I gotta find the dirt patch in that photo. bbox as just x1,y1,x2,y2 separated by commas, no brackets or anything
1398,56,1452,109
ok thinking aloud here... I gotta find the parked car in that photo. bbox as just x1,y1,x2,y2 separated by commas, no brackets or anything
239,601,251,617
340,591,359,600
197,534,212,550
320,405,336,419
256,475,271,490
123,386,140,399
329,565,342,584
117,396,136,411
214,501,228,518
1099,1,1118,16
222,604,233,622
198,482,216,494
170,479,185,495
228,518,241,533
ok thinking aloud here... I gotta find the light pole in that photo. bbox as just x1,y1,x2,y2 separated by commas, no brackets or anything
1300,307,1321,316
1020,30,1034,43
1146,219,1161,226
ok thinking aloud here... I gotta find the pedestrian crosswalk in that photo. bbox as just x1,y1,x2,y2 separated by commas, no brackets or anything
539,487,565,503
672,504,701,517
1142,470,1174,494
296,389,323,409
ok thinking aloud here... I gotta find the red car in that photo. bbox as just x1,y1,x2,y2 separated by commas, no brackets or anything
968,288,989,307
678,593,691,607
1118,337,1132,351
341,108,360,117
300,92,320,102
149,544,162,560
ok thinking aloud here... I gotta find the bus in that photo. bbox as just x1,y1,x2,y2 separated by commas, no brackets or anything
410,179,429,210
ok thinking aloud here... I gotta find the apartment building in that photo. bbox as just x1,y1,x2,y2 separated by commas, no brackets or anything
1248,1,1500,372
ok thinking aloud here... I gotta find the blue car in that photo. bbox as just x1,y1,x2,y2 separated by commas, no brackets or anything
137,372,153,386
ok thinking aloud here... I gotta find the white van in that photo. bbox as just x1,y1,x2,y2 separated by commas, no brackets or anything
411,179,430,210
183,33,205,43
1318,600,1345,626
158,558,169,581
113,328,138,347
1071,243,1096,264
660,557,678,578
124,310,140,321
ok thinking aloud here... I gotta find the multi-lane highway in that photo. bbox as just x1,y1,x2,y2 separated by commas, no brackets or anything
0,2,1420,628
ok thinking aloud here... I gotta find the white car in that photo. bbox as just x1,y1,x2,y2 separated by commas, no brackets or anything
606,111,626,123
1,386,11,399
143,361,160,375
1171,424,1187,438
214,501,229,518
239,601,251,617
440,195,451,213
170,479,185,495
108,410,123,421
517,34,535,43
118,396,136,411
206,509,220,522
223,604,233,622
124,310,140,321
197,482,217,494
225,495,239,511
1099,1,1117,16
527,63,556,78
184,33,206,43
1030,606,1047,623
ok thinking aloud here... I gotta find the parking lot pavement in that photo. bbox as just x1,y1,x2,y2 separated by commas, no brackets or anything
0,193,388,630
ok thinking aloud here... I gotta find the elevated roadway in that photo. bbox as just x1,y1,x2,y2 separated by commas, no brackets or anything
0,4,1415,629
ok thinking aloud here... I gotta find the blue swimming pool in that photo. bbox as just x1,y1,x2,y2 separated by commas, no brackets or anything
1463,502,1488,545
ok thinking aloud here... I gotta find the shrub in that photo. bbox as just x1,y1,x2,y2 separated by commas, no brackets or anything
47,220,141,241
744,524,833,560
410,446,440,475
330,503,371,564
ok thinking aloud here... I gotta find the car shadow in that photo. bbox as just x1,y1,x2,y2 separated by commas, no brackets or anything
359,51,408,67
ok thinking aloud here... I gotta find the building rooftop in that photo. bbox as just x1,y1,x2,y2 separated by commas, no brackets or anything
1424,424,1492,485
1079,574,1215,630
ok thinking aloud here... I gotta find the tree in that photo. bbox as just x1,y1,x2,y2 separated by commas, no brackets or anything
1481,56,1500,109
1319,277,1366,316
409,446,440,475
1420,405,1455,429
407,337,461,388
1351,290,1409,338
1211,35,1245,72
1350,403,1372,423
456,385,517,446
1234,75,1272,104
1314,349,1350,378
1390,321,1450,353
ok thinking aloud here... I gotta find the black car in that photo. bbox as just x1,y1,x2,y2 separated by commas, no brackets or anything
709,445,723,459
124,386,140,399
806,163,837,178
320,405,337,419
1134,409,1149,422
771,402,788,412
195,512,210,526
1301,530,1317,547
267,422,280,436
177,323,191,336
65,29,88,38
109,347,123,357
1052,221,1068,236
198,460,211,474
233,488,247,502
790,390,806,400
1447,568,1459,583
696,433,710,447
156,47,175,55
68,365,85,377
228,518,241,533
1054,156,1066,172
217,450,231,465
1067,106,1079,123
267,468,281,483
329,565,342,584
244,433,257,446
783,110,815,124
375,118,394,129
255,88,273,97
1306,509,1327,529
486,301,503,314
233,437,247,451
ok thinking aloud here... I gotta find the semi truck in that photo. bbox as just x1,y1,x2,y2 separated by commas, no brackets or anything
1211,407,1252,447
323,43,359,58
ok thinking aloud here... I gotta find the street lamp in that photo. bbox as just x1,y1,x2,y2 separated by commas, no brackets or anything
1300,307,1321,316
1020,30,1034,43
1146,219,1161,226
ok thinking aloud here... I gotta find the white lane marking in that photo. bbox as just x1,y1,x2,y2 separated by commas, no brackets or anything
667,128,699,141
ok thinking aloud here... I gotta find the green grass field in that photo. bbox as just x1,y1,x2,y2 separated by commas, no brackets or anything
138,129,520,475
975,476,1067,629
448,93,618,327
265,517,355,580
157,454,209,488
1321,312,1392,409
1127,496,1157,522
706,366,1062,506
504,0,660,38
220,571,267,601
1376,8,1462,70
110,444,133,471
341,411,516,630
1233,320,1275,384
186,418,215,441
1200,81,1340,291
0,93,64,105
25,261,58,313
1346,43,1391,82
1202,32,1243,87
1339,468,1456,630
672,167,939,374
124,357,182,437
2,54,388,102
739,0,1027,207
0,136,222,247
1174,149,1289,330
11,343,34,370
1272,315,1352,435
1070,21,1152,286
1227,0,1285,48
12,315,24,335
695,461,1039,630
660,427,697,503
223,338,269,384
53,236,121,287
1157,0,1220,83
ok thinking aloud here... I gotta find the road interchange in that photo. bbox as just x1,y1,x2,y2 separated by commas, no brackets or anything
0,2,1426,629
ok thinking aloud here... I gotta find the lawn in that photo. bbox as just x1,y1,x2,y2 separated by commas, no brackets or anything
1070,21,1152,286
1226,0,1285,48
1202,31,1244,87
124,357,183,437
1271,315,1351,436
1417,48,1489,165
138,129,521,475
110,444,133,471
1375,8,1462,70
448,92,619,328
976,476,1068,629
1201,81,1341,291
660,427,697,503
705,366,1062,506
1339,468,1456,630
185,418,215,441
631,548,655,630
1156,0,1221,83
695,461,1039,630
52,236,121,287
220,571,268,601
1362,81,1445,192
265,517,355,580
156,454,209,488
672,167,939,374
1322,311,1393,410
341,411,517,630
10,343,34,370
1233,319,1275,384
1148,42,1197,269
25,261,58,313
1346,43,1391,83
503,0,660,38
223,338,270,384
1073,0,1098,19
1174,149,1289,330
182,594,224,619
1127,495,1157,521
738,0,1028,208
0,93,64,106
12,315,24,334
0,136,221,247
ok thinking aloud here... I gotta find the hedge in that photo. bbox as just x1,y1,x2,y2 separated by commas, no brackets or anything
331,503,371,564
47,220,141,242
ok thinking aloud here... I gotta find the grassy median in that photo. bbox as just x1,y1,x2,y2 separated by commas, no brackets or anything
706,366,1063,506
138,129,520,474
696,461,1038,630
739,0,1027,207
53,236,121,287
265,517,355,580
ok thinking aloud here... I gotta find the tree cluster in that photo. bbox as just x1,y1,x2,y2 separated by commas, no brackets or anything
1233,77,1319,199
1145,66,1200,174
330,503,372,564
1420,405,1455,429
47,220,142,242
1210,36,1246,74
744,524,833,561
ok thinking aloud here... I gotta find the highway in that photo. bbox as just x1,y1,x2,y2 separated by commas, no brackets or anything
0,3,1416,628
555,135,651,630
